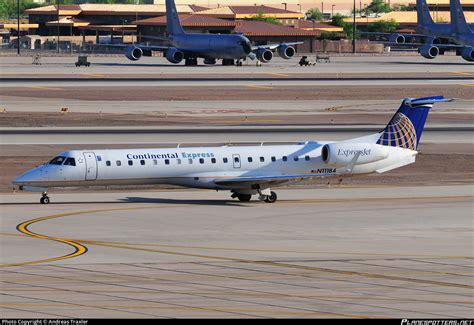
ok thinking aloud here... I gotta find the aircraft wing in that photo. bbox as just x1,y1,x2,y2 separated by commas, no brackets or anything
385,42,466,49
100,43,171,52
214,173,334,187
251,42,303,51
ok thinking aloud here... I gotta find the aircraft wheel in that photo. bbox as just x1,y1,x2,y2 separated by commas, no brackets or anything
264,191,277,203
237,194,252,202
40,196,50,204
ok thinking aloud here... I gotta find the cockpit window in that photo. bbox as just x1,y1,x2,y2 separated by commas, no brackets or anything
49,156,66,165
64,157,76,166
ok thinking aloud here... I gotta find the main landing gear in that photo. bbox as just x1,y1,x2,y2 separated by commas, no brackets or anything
231,190,278,203
185,57,198,66
40,192,50,204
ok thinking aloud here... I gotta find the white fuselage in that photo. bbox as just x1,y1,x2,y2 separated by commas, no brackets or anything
14,139,417,191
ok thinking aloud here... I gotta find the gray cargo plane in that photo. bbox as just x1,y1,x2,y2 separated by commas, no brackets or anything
124,0,302,65
386,0,473,61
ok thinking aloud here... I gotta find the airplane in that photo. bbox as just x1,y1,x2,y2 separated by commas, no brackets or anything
13,96,452,204
385,0,474,61
122,0,302,66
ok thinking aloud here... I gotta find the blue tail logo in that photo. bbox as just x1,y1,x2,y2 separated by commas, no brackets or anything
377,96,452,150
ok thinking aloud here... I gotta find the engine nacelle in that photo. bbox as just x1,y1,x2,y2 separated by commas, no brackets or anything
277,45,296,59
125,45,142,61
321,143,389,167
419,44,439,59
165,47,184,64
388,33,405,44
256,48,273,63
461,46,474,62
425,36,441,45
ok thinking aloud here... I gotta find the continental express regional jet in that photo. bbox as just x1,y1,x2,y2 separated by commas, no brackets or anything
13,96,451,204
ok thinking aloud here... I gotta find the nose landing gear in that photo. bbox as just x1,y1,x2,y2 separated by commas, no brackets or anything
40,192,50,204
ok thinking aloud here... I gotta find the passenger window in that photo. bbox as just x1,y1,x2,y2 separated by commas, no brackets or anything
105,161,111,167
211,158,216,164
260,157,265,162
248,157,253,163
305,156,310,161
188,158,193,164
177,159,181,165
140,160,145,166
223,157,228,163
234,157,239,163
282,156,287,162
49,156,66,165
294,157,299,162
116,160,121,166
64,157,76,166
199,158,205,164
153,159,158,165
128,160,133,166
165,159,170,165
271,156,276,162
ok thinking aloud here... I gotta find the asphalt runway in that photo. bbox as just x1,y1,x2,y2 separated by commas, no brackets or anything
1,185,473,318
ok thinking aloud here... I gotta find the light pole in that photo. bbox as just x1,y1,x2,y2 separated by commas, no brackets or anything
17,0,20,55
57,0,60,53
331,4,335,18
281,2,287,11
297,3,302,13
352,0,356,54
321,2,324,17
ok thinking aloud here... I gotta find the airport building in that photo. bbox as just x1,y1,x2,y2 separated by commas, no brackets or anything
21,3,344,53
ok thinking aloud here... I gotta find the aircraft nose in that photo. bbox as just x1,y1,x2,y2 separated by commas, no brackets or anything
242,41,252,55
13,167,45,185
239,38,252,55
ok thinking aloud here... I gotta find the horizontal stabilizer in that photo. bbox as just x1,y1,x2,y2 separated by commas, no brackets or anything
403,96,454,107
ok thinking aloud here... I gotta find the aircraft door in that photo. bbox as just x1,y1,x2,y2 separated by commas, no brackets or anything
232,154,241,169
83,152,98,180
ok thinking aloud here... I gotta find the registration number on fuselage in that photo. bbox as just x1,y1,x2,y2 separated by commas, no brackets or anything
311,168,337,174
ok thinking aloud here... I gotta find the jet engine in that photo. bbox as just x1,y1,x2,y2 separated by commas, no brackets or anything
256,48,273,62
277,45,296,59
125,45,143,61
321,143,389,167
419,44,439,59
388,33,405,44
425,36,441,45
461,46,474,62
165,48,184,64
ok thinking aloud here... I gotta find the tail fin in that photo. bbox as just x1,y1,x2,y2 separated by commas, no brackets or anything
377,96,452,150
417,0,435,25
451,0,472,34
166,0,185,35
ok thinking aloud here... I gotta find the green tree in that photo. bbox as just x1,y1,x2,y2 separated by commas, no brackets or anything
0,0,42,19
366,0,391,16
330,13,347,27
367,19,399,33
306,8,324,21
247,9,281,25
343,22,359,41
